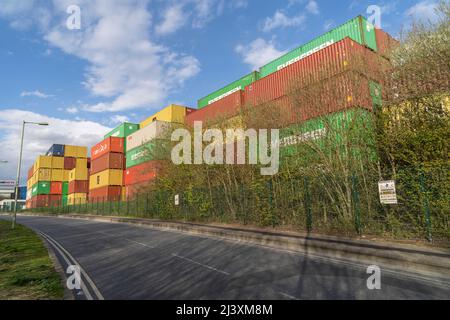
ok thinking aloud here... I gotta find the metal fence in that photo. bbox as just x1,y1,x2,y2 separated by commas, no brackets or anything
26,164,449,242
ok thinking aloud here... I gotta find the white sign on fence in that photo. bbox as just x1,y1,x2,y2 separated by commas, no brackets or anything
378,180,398,205
174,194,180,206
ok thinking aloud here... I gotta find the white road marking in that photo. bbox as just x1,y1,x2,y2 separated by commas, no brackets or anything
39,232,93,300
279,292,298,300
172,253,230,276
40,232,105,300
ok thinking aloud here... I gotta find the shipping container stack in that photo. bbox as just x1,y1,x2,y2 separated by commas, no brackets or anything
186,15,398,140
124,105,193,199
26,144,89,209
89,122,138,203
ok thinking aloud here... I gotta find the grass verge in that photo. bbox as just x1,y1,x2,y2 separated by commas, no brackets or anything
0,219,64,300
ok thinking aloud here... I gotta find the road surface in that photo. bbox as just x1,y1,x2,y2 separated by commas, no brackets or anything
2,215,449,300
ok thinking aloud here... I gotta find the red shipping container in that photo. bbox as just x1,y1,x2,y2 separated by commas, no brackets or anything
245,37,386,109
91,137,124,160
69,180,89,194
50,182,63,195
64,157,77,170
35,195,50,208
259,71,376,127
185,91,243,127
90,152,124,175
87,157,91,169
89,186,122,202
124,161,164,186
49,195,62,207
125,182,149,200
375,28,399,59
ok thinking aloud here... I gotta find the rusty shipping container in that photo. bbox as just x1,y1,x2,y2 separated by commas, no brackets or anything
124,161,164,186
91,137,124,160
245,37,387,109
68,180,89,194
185,90,243,127
64,157,77,170
375,28,399,58
90,153,125,175
124,182,149,200
258,71,381,127
89,185,122,202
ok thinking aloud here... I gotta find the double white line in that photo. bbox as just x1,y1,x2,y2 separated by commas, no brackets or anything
39,231,104,300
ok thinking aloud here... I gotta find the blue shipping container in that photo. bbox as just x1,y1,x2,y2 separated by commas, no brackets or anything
46,144,65,157
18,186,27,200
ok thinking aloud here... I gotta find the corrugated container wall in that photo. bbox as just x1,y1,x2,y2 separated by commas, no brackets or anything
245,37,387,110
140,105,195,128
375,28,399,58
259,16,377,78
124,161,164,186
90,153,124,175
185,91,243,127
197,71,258,109
126,121,176,152
104,122,140,139
91,137,124,160
89,186,122,202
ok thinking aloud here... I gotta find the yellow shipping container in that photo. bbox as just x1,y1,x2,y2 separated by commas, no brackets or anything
27,179,33,190
69,167,88,182
140,104,191,128
63,170,71,182
64,145,78,158
35,156,52,170
68,193,87,205
35,168,51,182
76,158,88,170
51,169,64,182
51,156,65,169
89,169,123,189
77,146,88,158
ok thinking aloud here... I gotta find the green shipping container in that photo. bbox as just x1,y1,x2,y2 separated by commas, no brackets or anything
104,122,140,139
62,182,69,195
126,140,170,169
279,108,377,163
31,182,51,196
62,195,68,206
198,71,259,109
259,16,378,78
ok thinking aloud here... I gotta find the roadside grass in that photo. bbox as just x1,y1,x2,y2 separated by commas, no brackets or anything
0,219,64,300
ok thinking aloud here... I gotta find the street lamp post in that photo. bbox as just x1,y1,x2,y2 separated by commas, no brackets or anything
12,121,48,229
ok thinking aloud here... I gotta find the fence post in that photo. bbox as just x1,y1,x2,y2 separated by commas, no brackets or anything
267,179,275,228
419,171,433,242
352,174,362,235
136,193,139,217
303,177,312,234
146,193,149,216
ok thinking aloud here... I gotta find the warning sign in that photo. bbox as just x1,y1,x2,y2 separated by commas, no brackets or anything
378,180,398,205
174,194,180,206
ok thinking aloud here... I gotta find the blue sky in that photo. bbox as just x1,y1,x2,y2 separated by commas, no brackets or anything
0,0,441,182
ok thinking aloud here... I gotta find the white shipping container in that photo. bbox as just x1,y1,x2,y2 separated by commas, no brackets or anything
26,189,32,200
126,120,175,152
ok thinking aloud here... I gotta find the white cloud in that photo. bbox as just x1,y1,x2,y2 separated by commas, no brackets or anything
405,0,439,22
110,115,130,125
156,5,189,35
306,1,320,15
1,0,201,113
236,38,287,70
0,109,111,183
66,107,78,114
21,90,53,99
262,10,306,32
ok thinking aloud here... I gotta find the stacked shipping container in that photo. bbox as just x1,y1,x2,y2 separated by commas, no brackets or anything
89,136,127,202
26,145,89,209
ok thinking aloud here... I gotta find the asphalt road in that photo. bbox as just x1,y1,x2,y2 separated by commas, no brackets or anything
2,215,449,300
